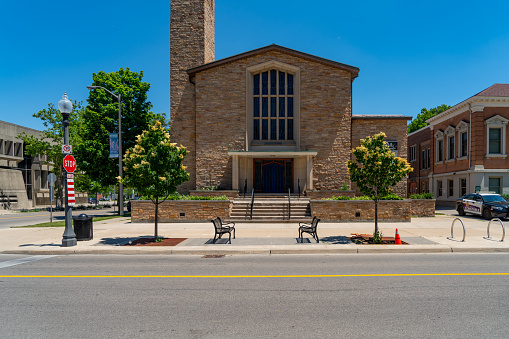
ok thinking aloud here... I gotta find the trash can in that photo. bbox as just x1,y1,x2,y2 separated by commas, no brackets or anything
73,213,93,241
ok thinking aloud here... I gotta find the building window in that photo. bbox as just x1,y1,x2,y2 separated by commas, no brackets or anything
460,131,468,157
488,128,501,154
409,145,416,162
456,121,469,159
435,130,444,163
485,115,508,157
445,126,455,161
448,136,455,160
448,179,454,197
421,150,426,169
437,180,443,197
460,178,467,197
253,69,294,141
489,177,501,194
426,148,431,169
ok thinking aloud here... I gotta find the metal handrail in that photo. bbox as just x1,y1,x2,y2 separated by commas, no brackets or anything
485,218,505,242
448,217,466,242
243,179,247,198
288,188,291,220
249,188,254,220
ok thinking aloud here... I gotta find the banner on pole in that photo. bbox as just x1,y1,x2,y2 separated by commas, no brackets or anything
67,178,75,206
109,133,119,158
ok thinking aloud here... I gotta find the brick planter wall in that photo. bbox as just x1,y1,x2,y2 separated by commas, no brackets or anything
310,200,412,222
189,190,239,200
305,190,355,199
411,199,436,216
131,200,232,223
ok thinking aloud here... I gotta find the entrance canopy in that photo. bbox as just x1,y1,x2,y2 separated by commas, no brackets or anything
227,151,317,193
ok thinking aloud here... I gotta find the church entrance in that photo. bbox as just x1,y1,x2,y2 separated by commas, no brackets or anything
254,159,293,193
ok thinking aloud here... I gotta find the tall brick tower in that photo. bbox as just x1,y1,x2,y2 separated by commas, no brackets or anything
170,0,215,192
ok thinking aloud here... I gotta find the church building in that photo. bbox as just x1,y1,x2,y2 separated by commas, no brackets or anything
170,0,410,196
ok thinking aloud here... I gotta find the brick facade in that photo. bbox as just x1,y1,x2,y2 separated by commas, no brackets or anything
171,0,411,196
351,116,411,197
408,84,509,205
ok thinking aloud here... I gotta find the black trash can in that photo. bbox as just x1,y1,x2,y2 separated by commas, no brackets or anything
73,213,93,241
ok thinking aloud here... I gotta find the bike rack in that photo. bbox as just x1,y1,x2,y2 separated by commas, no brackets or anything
448,218,466,242
484,218,505,242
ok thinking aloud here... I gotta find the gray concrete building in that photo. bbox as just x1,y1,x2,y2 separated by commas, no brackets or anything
0,120,52,210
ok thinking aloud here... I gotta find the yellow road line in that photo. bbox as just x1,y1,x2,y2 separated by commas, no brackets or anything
1,273,508,278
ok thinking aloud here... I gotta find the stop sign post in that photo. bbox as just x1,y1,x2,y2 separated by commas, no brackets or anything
63,154,76,173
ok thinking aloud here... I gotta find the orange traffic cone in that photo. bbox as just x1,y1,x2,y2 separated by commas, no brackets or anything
394,228,402,245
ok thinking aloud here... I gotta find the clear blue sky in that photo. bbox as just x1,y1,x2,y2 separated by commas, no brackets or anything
1,0,508,131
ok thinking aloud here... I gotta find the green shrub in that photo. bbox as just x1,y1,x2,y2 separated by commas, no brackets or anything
141,194,228,201
409,193,434,199
340,183,349,190
325,194,403,201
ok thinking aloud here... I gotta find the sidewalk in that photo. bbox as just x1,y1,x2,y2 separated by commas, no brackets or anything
1,210,508,255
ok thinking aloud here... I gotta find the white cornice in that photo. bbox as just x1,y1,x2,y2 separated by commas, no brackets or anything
426,96,509,126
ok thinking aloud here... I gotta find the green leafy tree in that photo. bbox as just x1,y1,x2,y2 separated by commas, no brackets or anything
75,67,166,188
74,174,106,206
407,104,451,133
17,101,85,207
347,132,413,235
121,121,189,241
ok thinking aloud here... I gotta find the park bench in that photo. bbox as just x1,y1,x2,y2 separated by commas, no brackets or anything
211,217,236,244
298,216,320,243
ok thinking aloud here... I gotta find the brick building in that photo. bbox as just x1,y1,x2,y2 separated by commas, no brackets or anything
171,0,410,195
408,84,509,205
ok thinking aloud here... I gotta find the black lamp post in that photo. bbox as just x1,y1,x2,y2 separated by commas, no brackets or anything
58,92,77,247
86,86,124,216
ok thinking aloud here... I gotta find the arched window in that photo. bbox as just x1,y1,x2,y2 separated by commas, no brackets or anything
246,61,300,150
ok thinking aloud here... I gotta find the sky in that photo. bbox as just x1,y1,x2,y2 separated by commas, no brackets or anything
1,0,509,131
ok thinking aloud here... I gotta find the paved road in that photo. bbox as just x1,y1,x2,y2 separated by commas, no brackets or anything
0,207,123,229
1,253,508,338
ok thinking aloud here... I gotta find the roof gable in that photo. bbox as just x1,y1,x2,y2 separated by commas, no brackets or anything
187,44,360,78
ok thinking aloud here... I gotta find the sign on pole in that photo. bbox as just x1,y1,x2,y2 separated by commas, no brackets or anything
109,133,119,158
62,144,72,154
67,178,75,206
63,154,77,173
47,173,57,223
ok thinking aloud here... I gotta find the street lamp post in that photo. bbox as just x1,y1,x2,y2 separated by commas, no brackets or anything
58,92,77,247
86,86,124,216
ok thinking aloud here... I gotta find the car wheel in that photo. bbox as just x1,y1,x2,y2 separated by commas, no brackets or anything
482,208,492,220
457,205,465,216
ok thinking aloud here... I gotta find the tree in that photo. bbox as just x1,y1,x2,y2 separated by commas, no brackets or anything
75,67,166,188
17,101,85,208
407,104,451,133
121,121,189,241
347,133,413,236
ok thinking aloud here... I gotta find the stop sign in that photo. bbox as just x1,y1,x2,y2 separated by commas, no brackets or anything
63,154,77,173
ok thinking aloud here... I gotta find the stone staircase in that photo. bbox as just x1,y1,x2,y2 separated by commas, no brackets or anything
230,193,312,222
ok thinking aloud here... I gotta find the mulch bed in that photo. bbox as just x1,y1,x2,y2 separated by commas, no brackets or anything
124,238,187,246
349,233,408,245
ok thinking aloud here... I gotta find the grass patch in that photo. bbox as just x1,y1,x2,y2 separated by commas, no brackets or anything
11,214,130,228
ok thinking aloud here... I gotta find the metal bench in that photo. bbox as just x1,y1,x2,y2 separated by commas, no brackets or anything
211,217,236,244
299,216,320,243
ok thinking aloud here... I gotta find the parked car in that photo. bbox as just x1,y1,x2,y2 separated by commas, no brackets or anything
88,198,97,204
126,197,140,212
456,193,509,220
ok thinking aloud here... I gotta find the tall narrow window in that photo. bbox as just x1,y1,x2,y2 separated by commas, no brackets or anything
460,131,468,157
426,148,431,169
489,128,501,154
460,178,467,197
252,68,295,141
448,136,455,160
437,180,443,197
438,140,443,162
448,179,454,197
489,177,501,194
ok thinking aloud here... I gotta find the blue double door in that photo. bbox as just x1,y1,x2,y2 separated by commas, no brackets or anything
254,159,293,193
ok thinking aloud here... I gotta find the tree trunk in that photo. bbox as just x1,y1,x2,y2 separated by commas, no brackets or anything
154,196,159,242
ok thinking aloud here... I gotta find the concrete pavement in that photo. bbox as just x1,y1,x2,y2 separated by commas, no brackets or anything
1,207,508,254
